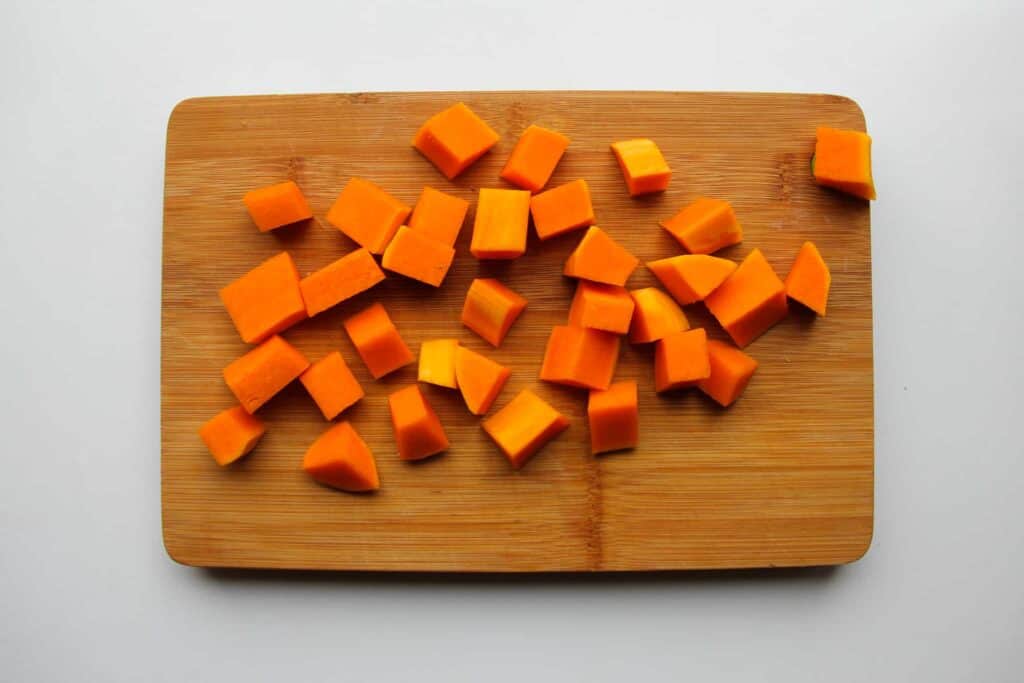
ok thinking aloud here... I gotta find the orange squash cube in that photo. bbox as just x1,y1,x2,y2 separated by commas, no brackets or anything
381,226,456,287
647,254,737,305
418,339,459,389
482,390,570,469
660,198,743,255
654,328,710,392
610,139,671,196
539,325,620,391
784,241,831,316
813,127,876,200
387,385,450,461
219,251,307,344
198,406,266,466
588,380,639,454
413,102,500,179
460,278,528,347
567,281,635,334
563,227,639,286
299,351,365,420
470,188,531,259
342,302,414,379
500,124,570,192
223,335,310,413
243,180,312,232
408,186,469,247
697,340,758,407
530,179,595,240
704,249,788,348
455,346,511,415
303,421,380,492
326,178,412,254
628,287,689,344
299,248,385,317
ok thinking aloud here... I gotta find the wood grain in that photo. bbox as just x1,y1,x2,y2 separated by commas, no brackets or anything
162,91,873,571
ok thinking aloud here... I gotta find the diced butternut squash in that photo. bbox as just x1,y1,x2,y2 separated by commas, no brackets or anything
299,351,365,420
223,335,310,413
539,325,620,390
610,139,671,196
500,124,570,192
243,180,312,232
219,251,307,344
381,225,455,287
568,281,635,334
342,302,414,379
303,421,380,492
563,227,639,286
454,346,511,415
482,390,569,469
530,179,595,240
784,241,831,316
408,186,468,247
418,339,459,389
470,188,531,259
654,328,710,392
660,198,743,254
647,254,737,305
460,278,528,347
413,102,500,179
588,380,638,454
387,385,449,461
628,288,689,343
698,340,758,407
704,249,788,348
326,178,412,254
299,247,385,317
813,126,876,200
198,406,266,466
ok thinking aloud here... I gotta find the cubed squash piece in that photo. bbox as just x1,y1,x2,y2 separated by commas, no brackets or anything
628,288,689,344
303,421,380,492
784,241,831,316
223,335,310,413
408,186,469,247
654,328,710,392
413,102,500,179
500,124,570,192
482,390,570,469
698,340,758,407
588,380,639,454
455,346,511,415
563,227,639,286
299,351,365,420
470,188,531,259
342,302,414,379
299,248,385,317
198,406,266,466
460,278,528,347
418,339,459,389
568,281,635,334
647,254,737,305
219,251,307,344
610,139,671,196
243,180,312,232
387,385,449,461
326,178,412,254
530,179,595,240
381,226,455,287
813,126,876,200
704,249,788,348
539,325,620,391
660,198,743,255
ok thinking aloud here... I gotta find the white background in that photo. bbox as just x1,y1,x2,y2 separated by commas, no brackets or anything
2,1,1022,680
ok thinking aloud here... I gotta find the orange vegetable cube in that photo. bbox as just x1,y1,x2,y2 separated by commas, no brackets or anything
660,198,743,255
698,340,758,407
387,385,449,461
563,227,639,286
418,339,459,389
500,124,570,192
342,302,414,379
219,251,307,344
784,241,831,316
610,139,671,196
813,126,876,200
303,421,380,492
299,247,385,317
704,249,788,348
408,186,469,247
299,351,365,420
198,406,266,466
413,102,500,179
482,390,569,469
223,335,310,413
243,180,312,232
470,188,531,259
455,346,511,415
539,325,620,391
381,226,455,287
460,278,528,347
568,281,635,334
654,328,710,392
326,178,412,254
628,288,689,343
647,254,737,305
588,380,639,454
530,179,595,240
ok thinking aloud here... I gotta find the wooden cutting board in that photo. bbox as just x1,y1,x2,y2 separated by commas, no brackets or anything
162,91,873,571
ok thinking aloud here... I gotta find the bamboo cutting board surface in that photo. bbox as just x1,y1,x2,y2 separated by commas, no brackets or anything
162,91,873,571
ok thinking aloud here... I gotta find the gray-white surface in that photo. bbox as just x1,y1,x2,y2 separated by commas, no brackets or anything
2,1,1022,680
